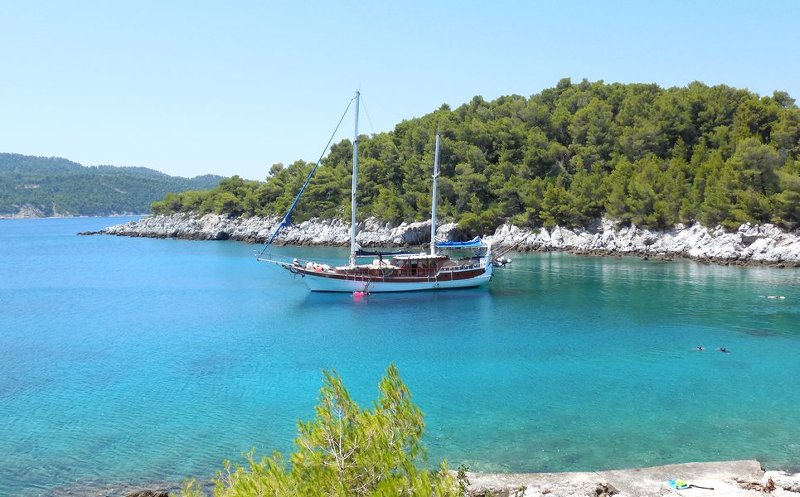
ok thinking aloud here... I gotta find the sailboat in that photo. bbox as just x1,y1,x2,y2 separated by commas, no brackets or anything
257,91,493,293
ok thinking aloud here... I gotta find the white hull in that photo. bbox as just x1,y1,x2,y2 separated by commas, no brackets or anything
293,264,493,293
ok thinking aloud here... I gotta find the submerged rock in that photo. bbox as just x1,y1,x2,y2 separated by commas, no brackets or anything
125,491,169,497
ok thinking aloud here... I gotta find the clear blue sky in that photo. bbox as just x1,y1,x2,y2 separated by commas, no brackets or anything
2,0,798,180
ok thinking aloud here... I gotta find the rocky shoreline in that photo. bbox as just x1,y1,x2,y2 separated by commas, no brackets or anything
492,219,800,267
86,213,800,267
463,460,800,496
45,461,800,496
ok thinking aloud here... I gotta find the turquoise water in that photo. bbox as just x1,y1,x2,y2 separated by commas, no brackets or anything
1,218,799,496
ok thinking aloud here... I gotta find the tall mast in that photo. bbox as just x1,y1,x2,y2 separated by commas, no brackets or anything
349,91,360,266
430,133,440,256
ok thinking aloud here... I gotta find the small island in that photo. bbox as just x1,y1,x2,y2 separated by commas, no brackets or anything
88,80,800,267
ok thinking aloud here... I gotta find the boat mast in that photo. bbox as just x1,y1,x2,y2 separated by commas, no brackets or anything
349,91,360,266
430,133,440,256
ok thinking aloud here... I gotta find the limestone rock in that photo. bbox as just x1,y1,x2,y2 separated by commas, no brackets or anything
763,470,800,492
486,217,800,266
95,214,800,267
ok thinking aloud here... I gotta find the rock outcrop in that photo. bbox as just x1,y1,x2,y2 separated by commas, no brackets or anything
90,214,800,267
487,219,800,267
46,461,800,497
461,460,800,497
125,491,170,497
93,213,452,248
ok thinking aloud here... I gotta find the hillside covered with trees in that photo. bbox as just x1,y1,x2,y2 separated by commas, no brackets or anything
152,80,800,235
0,153,223,217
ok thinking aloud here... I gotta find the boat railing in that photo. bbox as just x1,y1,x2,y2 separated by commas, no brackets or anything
440,263,480,272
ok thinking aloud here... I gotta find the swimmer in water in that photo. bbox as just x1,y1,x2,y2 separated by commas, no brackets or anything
695,346,704,351
718,347,730,353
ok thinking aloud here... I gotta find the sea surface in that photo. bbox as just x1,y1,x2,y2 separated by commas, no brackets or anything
1,217,799,496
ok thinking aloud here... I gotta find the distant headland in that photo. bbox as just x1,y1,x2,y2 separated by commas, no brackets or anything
0,153,223,217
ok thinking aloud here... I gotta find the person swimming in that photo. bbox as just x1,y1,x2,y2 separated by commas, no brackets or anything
718,347,730,353
695,346,704,351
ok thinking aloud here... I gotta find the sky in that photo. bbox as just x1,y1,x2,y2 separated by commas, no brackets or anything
2,0,799,181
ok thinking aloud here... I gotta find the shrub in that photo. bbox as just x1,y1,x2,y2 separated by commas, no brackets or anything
181,364,459,497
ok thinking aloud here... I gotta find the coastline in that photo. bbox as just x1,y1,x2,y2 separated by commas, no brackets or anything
463,460,800,496
45,460,800,496
0,213,145,220
86,213,800,268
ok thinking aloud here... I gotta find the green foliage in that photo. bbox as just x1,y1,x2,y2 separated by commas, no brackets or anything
187,365,458,497
0,153,223,216
540,178,580,229
151,81,800,232
456,464,470,496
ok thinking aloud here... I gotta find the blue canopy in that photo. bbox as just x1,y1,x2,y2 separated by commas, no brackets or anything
436,236,483,248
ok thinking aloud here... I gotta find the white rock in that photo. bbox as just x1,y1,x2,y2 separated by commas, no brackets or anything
763,471,800,492
101,214,800,265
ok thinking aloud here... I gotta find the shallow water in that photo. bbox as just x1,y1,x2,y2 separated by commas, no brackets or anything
1,218,799,496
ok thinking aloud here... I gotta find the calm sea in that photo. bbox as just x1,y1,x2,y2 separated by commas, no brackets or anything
1,217,799,496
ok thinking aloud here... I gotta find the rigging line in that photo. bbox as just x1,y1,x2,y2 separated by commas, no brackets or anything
359,94,377,135
257,94,357,259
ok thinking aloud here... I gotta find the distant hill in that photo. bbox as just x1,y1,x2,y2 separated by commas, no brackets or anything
0,153,224,217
